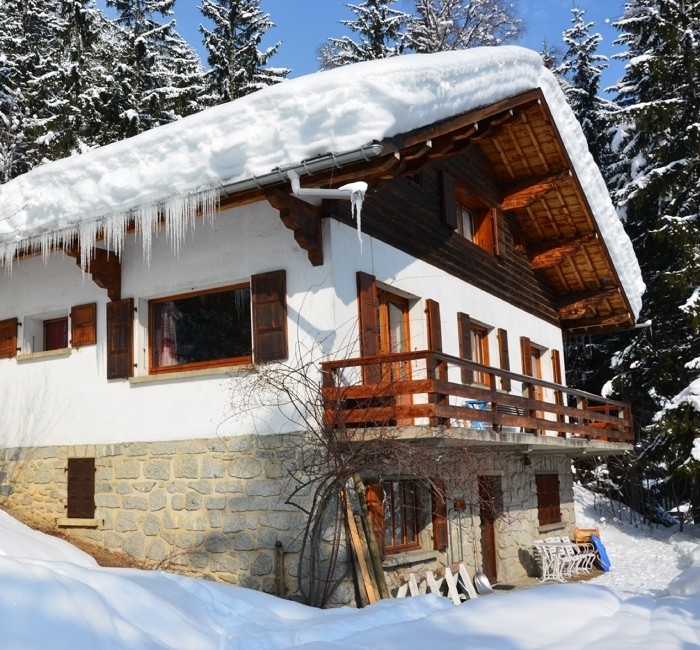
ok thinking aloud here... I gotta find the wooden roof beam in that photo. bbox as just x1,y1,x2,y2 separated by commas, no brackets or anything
65,247,122,301
529,232,597,270
557,288,620,320
563,312,635,335
266,189,324,266
500,170,571,211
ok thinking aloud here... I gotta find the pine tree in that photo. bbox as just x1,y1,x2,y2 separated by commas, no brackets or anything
321,0,410,69
199,0,289,104
406,0,523,53
105,0,204,136
557,6,616,174
602,0,700,517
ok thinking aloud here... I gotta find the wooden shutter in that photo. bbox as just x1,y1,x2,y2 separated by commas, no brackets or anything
252,270,288,363
431,480,448,552
425,299,442,352
492,208,506,257
357,272,381,384
365,481,386,559
551,349,562,384
520,336,533,376
441,171,458,230
457,312,473,384
106,298,133,380
71,303,97,347
535,474,561,525
67,458,95,519
0,317,18,358
497,328,511,391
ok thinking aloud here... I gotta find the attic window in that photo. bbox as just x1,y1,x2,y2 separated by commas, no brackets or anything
456,200,493,252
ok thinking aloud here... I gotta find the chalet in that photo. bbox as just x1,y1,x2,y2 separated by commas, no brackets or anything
0,47,643,606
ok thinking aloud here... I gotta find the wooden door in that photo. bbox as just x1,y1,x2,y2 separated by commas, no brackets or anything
478,475,501,582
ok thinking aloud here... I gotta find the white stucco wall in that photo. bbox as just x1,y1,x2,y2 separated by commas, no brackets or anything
0,202,565,449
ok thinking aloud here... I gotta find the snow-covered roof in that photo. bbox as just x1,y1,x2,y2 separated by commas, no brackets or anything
0,46,643,316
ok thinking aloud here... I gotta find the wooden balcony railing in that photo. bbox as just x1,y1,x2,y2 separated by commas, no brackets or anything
321,350,633,444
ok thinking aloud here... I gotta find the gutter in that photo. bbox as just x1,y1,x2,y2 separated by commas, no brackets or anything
219,142,384,197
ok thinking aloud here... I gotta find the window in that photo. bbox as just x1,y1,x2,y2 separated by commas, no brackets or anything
457,313,491,386
457,202,493,251
110,271,287,380
535,474,561,525
365,479,448,557
67,458,95,519
150,285,252,373
44,317,68,351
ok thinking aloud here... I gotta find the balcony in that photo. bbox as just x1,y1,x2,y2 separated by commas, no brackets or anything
321,350,633,450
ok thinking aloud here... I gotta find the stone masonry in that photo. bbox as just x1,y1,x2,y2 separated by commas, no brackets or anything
1,435,575,604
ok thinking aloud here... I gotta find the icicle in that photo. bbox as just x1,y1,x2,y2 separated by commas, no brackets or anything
340,181,368,251
0,187,222,273
137,204,160,266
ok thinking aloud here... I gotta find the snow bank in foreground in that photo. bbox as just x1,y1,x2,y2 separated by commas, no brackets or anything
0,47,643,317
3,485,700,649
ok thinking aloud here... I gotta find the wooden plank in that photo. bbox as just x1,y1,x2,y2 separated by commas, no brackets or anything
344,493,378,604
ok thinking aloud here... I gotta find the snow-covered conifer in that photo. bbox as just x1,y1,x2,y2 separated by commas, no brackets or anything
199,0,289,104
321,0,410,69
557,7,616,174
601,0,700,515
105,0,205,136
405,0,523,53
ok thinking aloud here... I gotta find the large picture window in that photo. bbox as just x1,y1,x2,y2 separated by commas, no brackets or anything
150,285,252,372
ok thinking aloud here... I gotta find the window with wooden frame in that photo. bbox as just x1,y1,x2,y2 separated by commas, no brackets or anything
365,479,448,557
441,171,504,256
67,457,95,519
457,313,491,386
150,284,252,373
145,270,288,376
535,473,561,526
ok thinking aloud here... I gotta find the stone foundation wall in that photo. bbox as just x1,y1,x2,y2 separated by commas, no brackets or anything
0,433,324,602
1,437,575,602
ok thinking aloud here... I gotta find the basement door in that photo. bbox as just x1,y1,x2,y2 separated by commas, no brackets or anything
478,475,502,583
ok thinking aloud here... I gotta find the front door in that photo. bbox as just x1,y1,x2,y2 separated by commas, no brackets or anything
478,475,501,582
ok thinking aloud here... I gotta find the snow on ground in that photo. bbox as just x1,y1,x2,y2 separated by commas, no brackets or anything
2,486,700,649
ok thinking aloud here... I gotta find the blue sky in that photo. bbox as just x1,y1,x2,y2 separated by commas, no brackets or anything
100,1,626,88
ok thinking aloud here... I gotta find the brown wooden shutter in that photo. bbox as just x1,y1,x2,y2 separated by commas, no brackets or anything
492,208,506,257
535,474,561,525
357,272,381,384
70,303,97,347
520,336,533,376
431,480,449,552
457,312,473,384
441,171,458,230
365,481,386,559
106,298,133,379
0,317,18,358
252,270,288,363
551,349,562,384
497,328,511,391
425,299,442,352
67,457,95,519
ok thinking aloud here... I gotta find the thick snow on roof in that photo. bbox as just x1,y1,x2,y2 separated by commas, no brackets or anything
0,46,643,316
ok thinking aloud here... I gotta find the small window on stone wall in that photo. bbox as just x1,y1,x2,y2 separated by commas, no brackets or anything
67,458,95,519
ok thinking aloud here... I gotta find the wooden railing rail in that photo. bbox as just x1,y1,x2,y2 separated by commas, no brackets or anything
321,350,633,444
